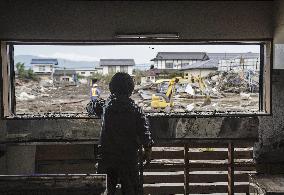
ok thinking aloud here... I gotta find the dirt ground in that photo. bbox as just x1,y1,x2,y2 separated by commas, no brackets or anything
15,79,259,114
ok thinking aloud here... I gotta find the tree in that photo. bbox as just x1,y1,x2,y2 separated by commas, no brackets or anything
16,62,38,81
16,62,26,79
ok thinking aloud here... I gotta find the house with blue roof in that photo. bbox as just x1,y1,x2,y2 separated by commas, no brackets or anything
31,58,58,80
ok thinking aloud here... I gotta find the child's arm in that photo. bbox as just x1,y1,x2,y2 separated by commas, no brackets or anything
136,106,154,149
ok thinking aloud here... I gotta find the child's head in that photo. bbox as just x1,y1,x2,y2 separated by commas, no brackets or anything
109,72,134,97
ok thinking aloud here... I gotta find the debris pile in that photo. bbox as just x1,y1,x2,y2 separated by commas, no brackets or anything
15,69,259,114
135,70,259,113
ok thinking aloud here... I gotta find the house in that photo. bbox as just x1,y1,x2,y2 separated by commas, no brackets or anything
140,69,157,84
180,52,260,78
31,58,58,80
53,69,77,82
74,68,96,77
181,59,219,78
95,66,103,74
217,52,260,72
31,59,58,80
99,59,135,75
151,52,209,69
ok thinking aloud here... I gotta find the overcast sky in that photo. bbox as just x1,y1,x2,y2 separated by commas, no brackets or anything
14,45,260,64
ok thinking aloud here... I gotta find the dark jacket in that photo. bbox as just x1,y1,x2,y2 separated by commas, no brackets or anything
95,95,153,165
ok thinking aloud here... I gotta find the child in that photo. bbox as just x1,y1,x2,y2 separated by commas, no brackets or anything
95,72,153,195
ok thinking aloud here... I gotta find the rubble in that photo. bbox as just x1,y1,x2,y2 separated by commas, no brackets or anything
15,69,260,114
240,92,251,100
18,92,36,101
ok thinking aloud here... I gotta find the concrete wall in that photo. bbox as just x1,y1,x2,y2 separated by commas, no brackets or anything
6,145,36,174
274,0,284,69
254,70,284,173
0,1,273,40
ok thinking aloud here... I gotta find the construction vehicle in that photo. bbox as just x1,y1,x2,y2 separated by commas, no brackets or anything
151,77,179,109
151,75,211,109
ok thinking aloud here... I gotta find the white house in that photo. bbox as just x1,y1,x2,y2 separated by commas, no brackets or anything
31,58,58,80
151,52,209,69
95,66,103,74
99,59,135,75
74,68,96,77
31,58,58,74
217,53,260,72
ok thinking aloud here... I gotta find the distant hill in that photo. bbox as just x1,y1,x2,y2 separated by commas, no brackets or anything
14,55,99,69
15,55,151,71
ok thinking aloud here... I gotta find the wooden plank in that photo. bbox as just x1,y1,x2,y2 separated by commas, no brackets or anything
36,145,95,161
8,44,15,114
1,42,9,117
228,142,234,195
143,184,249,194
184,144,189,195
144,163,184,172
144,162,255,172
143,185,184,194
143,173,248,184
154,142,254,148
264,41,272,114
151,150,184,159
151,150,252,160
189,150,252,160
144,174,184,184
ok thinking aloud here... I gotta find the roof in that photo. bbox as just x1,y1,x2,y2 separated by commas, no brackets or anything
208,52,259,60
151,52,209,61
31,59,58,65
180,52,259,70
54,69,76,75
74,68,96,71
99,59,135,66
145,68,180,75
181,59,219,70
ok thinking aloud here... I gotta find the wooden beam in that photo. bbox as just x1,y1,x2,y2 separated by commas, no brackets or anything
1,41,9,117
228,142,235,195
143,173,249,184
184,144,189,195
264,41,272,114
143,184,248,194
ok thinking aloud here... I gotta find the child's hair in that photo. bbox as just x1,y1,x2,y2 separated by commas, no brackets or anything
109,72,134,97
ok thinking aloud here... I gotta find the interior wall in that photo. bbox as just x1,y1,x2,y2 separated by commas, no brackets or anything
0,1,273,40
274,0,284,69
253,0,284,172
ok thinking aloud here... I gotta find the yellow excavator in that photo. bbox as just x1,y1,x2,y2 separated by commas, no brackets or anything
151,77,179,109
191,75,207,94
151,75,210,109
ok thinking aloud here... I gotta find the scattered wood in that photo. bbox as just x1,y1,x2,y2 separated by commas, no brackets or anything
51,99,85,105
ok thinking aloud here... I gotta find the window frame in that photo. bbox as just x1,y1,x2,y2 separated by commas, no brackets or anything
0,40,272,119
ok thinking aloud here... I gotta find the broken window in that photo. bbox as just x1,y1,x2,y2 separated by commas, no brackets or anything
0,41,271,118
